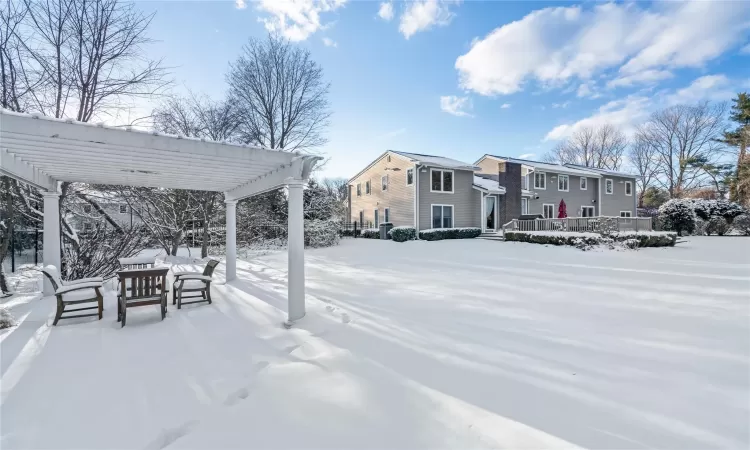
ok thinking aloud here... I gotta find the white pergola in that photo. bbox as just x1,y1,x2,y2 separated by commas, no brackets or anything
0,109,320,322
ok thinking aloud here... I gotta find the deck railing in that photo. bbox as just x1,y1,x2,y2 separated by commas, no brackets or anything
502,216,652,235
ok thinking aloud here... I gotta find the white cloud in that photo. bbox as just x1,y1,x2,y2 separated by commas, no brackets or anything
440,95,473,117
322,37,338,47
235,0,246,9
378,2,394,21
544,95,651,141
518,153,536,159
666,74,734,105
399,0,459,39
741,43,750,54
456,2,750,96
552,101,570,109
257,0,347,41
500,103,511,109
607,70,673,88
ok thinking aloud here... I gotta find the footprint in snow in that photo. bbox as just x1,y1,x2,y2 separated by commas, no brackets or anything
144,420,199,450
224,387,251,406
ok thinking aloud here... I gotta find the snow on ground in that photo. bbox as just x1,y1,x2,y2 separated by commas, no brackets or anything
1,237,748,449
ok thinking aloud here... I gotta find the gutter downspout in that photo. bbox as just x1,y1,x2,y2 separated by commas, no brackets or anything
598,177,602,216
414,163,420,237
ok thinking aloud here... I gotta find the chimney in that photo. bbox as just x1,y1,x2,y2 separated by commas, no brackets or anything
496,161,522,223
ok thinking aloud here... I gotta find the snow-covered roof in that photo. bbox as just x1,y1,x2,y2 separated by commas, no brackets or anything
0,109,320,200
484,155,600,177
563,164,640,179
392,151,479,171
472,175,506,194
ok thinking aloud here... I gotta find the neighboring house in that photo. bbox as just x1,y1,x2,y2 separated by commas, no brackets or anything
66,196,141,233
348,151,639,234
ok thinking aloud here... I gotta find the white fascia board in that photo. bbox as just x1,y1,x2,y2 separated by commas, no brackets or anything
225,156,322,201
0,149,57,191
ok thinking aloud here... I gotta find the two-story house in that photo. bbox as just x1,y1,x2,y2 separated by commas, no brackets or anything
348,151,638,234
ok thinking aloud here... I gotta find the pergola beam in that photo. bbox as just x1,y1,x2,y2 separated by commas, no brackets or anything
0,148,57,191
225,155,321,201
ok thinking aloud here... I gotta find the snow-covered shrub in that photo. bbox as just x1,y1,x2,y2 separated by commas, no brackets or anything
418,227,482,241
705,216,729,236
658,199,696,236
304,219,341,248
360,228,380,239
598,217,619,236
622,238,640,249
0,306,17,329
611,231,678,247
389,226,416,242
504,231,601,247
693,218,707,236
690,199,746,222
730,214,750,236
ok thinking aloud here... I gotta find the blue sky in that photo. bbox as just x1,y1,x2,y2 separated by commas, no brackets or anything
131,1,750,179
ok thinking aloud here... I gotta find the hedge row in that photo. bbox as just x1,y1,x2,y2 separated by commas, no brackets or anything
388,226,417,242
360,228,380,239
504,231,677,248
418,227,482,241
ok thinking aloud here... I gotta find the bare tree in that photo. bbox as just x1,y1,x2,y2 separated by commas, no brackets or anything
227,34,330,152
629,130,659,207
545,124,626,170
638,102,727,198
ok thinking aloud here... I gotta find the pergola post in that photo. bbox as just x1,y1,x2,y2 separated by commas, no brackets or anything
225,200,237,282
42,191,61,295
287,180,305,322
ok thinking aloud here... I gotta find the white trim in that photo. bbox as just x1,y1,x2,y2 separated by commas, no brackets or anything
429,168,455,194
381,174,388,191
534,171,546,190
605,178,614,195
521,197,529,215
625,180,632,196
430,203,454,228
384,207,390,223
580,177,587,190
557,174,569,192
522,173,530,190
620,211,632,218
406,168,414,186
542,203,555,219
581,206,595,217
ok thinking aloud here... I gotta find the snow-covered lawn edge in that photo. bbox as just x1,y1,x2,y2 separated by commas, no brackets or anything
505,230,677,249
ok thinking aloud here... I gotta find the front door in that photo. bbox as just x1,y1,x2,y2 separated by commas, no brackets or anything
484,196,496,231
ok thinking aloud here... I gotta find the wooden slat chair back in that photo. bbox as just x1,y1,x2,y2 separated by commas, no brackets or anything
41,265,104,325
117,267,169,327
173,259,220,309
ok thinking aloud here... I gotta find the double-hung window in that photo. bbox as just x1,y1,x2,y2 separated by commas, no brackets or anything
431,205,453,228
406,168,414,185
356,183,362,197
558,174,569,192
543,204,555,219
430,169,454,193
119,204,127,214
374,209,379,227
534,172,546,190
625,181,632,196
605,179,613,195
580,177,587,190
365,180,371,195
381,175,388,191
359,211,364,226
581,206,595,217
620,211,632,218
384,208,390,223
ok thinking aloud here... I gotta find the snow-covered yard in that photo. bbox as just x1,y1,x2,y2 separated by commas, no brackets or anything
1,237,748,449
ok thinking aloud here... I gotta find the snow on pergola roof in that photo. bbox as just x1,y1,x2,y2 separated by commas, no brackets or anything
0,109,320,200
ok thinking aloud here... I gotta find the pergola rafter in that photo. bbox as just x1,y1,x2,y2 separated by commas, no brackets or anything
0,109,320,323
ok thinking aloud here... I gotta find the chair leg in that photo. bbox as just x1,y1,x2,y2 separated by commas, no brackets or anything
201,291,206,300
98,296,103,320
161,296,166,320
172,285,177,305
206,283,212,304
177,281,183,309
121,305,126,327
52,297,63,326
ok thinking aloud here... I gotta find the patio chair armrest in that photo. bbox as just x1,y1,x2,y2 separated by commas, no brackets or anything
173,271,198,278
65,277,104,285
56,282,103,295
178,275,211,282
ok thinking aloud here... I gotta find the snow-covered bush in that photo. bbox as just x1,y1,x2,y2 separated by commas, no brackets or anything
692,199,746,222
658,199,696,236
360,228,380,239
612,231,678,247
418,227,481,241
598,217,619,236
504,231,601,247
389,226,416,242
704,216,729,236
730,214,750,236
693,218,707,236
622,239,640,249
0,306,17,329
304,219,341,248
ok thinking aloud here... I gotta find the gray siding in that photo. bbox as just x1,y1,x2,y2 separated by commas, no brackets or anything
349,152,415,228
600,175,637,217
418,167,480,230
528,171,598,217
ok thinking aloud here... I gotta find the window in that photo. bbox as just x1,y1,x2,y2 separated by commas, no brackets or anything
625,181,632,196
580,177,587,190
620,211,632,218
374,209,379,227
119,204,127,214
359,210,364,226
83,205,92,214
534,172,546,190
430,169,454,193
521,198,529,215
543,204,555,219
381,175,388,191
83,222,92,232
558,174,569,192
431,205,453,228
356,183,362,197
605,179,613,195
384,207,390,223
387,155,391,163
365,180,371,195
406,168,414,185
581,206,595,217
522,173,530,190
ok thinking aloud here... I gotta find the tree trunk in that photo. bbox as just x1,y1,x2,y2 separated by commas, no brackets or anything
170,230,182,256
